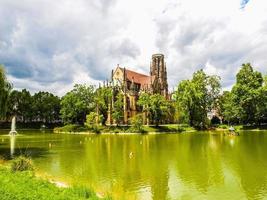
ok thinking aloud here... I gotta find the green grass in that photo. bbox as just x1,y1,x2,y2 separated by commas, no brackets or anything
54,123,197,134
0,166,110,200
54,124,88,133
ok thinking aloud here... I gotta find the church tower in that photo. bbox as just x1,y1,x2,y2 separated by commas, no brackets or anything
150,54,168,98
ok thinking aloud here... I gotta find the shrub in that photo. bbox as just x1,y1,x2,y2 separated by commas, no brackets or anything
177,126,185,132
11,156,34,172
54,124,87,133
219,124,228,129
129,114,144,133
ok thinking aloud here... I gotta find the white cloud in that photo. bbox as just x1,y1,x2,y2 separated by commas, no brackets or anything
0,0,267,95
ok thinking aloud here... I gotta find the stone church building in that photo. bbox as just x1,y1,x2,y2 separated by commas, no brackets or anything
105,53,168,125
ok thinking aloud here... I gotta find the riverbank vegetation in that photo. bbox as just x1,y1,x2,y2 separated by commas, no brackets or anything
1,63,267,132
0,157,110,200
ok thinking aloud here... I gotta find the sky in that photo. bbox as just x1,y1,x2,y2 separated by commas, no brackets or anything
0,0,267,96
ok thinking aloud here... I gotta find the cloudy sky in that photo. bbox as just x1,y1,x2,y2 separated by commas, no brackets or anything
1,0,267,95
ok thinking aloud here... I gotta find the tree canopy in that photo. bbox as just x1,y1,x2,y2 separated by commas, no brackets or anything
175,69,221,128
0,65,12,119
60,84,95,124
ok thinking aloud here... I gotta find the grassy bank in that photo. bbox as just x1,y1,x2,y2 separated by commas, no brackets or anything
54,123,267,134
54,124,195,134
0,161,110,200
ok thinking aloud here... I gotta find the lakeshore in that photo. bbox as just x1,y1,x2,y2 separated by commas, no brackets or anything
0,163,110,200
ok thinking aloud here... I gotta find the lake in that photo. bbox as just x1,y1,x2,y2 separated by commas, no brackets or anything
0,130,267,200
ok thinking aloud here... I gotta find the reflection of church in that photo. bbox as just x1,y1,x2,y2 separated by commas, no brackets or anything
105,54,169,124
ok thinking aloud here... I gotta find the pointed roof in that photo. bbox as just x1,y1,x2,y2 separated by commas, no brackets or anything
118,67,154,87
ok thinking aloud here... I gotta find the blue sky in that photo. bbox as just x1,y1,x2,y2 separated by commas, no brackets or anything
0,0,267,95
240,0,250,9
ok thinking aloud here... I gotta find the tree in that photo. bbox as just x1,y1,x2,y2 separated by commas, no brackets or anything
32,91,60,123
0,65,12,119
60,84,95,124
94,87,112,125
7,89,32,122
218,91,240,124
130,114,144,132
231,63,263,124
175,69,221,128
137,93,151,125
112,92,124,125
149,94,168,126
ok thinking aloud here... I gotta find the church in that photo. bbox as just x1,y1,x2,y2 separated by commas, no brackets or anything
105,53,169,125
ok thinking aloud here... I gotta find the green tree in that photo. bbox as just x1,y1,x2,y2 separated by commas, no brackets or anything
112,92,124,125
175,69,221,128
32,91,60,123
218,91,240,124
60,84,95,124
94,87,112,125
149,94,168,127
137,93,151,125
7,89,32,122
0,65,12,119
130,113,144,132
231,63,263,124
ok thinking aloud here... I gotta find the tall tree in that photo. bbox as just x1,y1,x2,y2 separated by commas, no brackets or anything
32,91,60,123
137,92,151,125
7,89,32,122
175,69,221,128
149,94,168,127
60,84,95,124
112,92,124,125
94,87,112,125
231,63,263,124
0,65,12,119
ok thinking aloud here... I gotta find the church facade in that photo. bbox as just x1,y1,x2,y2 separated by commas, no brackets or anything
105,53,168,125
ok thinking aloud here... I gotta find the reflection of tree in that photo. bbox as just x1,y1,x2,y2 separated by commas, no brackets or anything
174,133,224,194
222,132,267,200
30,132,267,200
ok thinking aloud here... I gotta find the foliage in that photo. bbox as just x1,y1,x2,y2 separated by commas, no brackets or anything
175,69,221,128
231,63,263,124
112,92,124,125
138,93,170,126
0,167,109,200
137,92,151,125
11,156,34,172
220,63,267,125
85,112,98,126
149,94,169,126
60,84,95,124
54,124,87,133
94,87,112,125
85,112,103,133
129,114,144,133
6,89,60,123
0,65,12,119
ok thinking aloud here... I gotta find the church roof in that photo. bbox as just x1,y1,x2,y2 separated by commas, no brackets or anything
119,67,154,88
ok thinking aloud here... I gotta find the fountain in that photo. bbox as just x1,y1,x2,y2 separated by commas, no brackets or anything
9,116,17,135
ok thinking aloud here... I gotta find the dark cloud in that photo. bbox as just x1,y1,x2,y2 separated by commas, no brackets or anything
0,0,139,95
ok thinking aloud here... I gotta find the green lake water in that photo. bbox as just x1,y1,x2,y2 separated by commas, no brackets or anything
0,130,267,200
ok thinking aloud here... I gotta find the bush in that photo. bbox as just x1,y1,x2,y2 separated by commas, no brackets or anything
11,156,34,172
129,114,144,133
219,124,228,129
54,124,87,133
177,126,185,132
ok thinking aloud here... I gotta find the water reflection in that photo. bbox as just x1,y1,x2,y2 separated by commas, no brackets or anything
1,131,267,200
10,135,15,157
